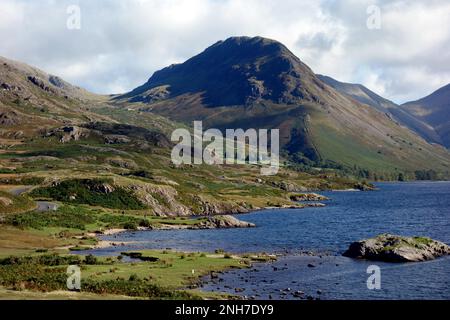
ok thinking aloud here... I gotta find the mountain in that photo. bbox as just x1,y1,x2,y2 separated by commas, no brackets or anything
0,53,370,220
119,36,330,107
316,75,398,112
118,36,450,175
0,56,112,135
400,84,450,148
0,56,95,100
317,75,443,146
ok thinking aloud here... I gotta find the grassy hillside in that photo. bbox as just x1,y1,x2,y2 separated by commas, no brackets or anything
317,74,445,147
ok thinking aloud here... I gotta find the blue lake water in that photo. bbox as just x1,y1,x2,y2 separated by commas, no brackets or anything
88,182,450,300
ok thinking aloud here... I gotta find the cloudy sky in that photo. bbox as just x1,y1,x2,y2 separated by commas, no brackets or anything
1,0,449,103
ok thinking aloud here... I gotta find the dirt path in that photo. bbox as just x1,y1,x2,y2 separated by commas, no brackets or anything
8,185,33,196
6,185,59,212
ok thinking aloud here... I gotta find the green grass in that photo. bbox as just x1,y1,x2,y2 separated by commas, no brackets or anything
0,254,195,299
82,250,249,289
2,204,211,242
97,213,148,230
312,123,398,172
0,191,36,215
5,205,97,230
0,250,255,299
0,286,139,300
0,176,45,185
412,237,433,246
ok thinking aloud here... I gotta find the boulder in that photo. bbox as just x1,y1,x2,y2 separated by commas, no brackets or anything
0,111,20,126
0,197,13,206
46,126,89,143
343,234,450,262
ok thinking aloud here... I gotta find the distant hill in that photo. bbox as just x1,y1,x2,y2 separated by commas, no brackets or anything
317,75,443,146
118,36,450,174
316,74,398,112
0,56,111,134
401,84,450,148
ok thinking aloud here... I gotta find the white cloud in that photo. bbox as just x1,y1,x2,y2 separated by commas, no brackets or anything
0,0,449,103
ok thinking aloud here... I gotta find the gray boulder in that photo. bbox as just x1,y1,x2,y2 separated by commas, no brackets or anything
343,234,450,262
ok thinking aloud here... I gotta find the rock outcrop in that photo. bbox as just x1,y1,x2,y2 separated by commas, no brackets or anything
193,195,250,216
290,193,329,201
343,234,450,262
46,126,89,143
0,111,21,126
271,181,307,192
201,215,255,229
354,183,376,191
106,157,138,170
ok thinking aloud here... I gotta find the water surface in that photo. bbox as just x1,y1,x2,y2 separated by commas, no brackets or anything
88,182,450,299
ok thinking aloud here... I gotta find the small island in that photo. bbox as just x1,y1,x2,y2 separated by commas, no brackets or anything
343,234,450,262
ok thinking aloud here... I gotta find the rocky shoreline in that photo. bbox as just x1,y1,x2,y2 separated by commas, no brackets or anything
86,197,330,249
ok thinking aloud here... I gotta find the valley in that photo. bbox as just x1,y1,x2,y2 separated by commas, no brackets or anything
0,36,449,300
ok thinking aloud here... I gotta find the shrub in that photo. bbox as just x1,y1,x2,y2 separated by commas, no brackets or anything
123,222,138,230
138,219,152,228
30,179,146,210
0,257,196,299
0,264,67,292
5,205,96,230
0,254,82,266
99,214,146,230
128,274,138,281
84,254,98,265
81,278,194,299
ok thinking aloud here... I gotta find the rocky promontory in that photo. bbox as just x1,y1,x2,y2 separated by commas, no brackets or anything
343,234,450,262
200,215,256,229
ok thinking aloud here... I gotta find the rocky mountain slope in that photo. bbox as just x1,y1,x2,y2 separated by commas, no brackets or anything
401,84,450,148
0,56,111,139
1,53,369,220
117,36,450,176
318,75,445,147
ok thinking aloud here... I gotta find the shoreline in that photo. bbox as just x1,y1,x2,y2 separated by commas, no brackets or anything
87,202,330,250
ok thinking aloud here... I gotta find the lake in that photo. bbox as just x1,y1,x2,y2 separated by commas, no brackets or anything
88,182,450,299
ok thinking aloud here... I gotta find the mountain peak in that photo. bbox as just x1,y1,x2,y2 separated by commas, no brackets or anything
212,36,288,50
119,36,318,106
